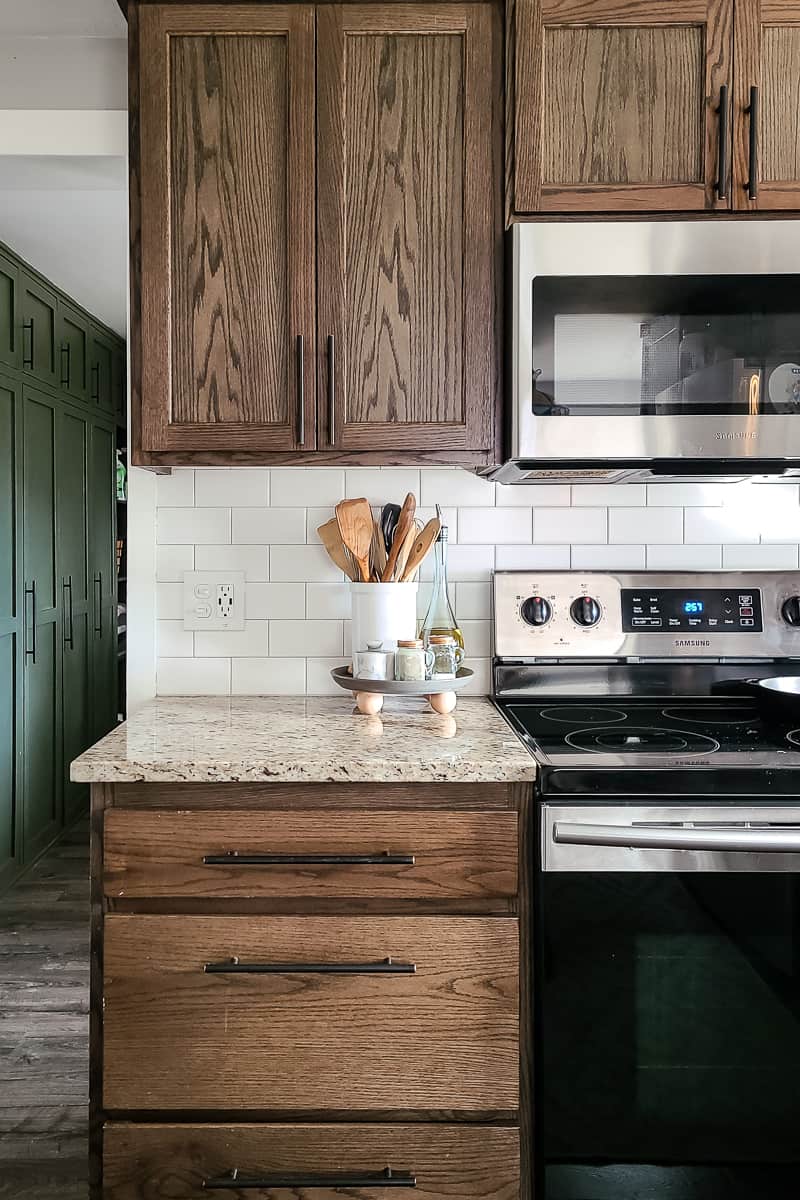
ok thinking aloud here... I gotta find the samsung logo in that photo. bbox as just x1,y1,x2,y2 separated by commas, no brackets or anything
714,430,757,441
674,638,711,647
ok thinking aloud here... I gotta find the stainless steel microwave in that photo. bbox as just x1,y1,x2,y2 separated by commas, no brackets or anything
488,221,800,485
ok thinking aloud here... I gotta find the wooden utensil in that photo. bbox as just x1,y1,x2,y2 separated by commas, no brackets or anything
370,519,388,580
394,519,420,581
381,492,416,582
399,517,440,582
317,518,357,581
335,497,374,583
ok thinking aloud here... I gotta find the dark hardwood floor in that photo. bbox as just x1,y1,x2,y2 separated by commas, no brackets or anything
0,819,89,1198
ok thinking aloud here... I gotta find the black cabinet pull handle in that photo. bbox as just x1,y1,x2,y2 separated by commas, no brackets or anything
296,333,305,446
60,343,71,389
203,850,415,866
716,84,729,199
24,581,36,663
327,333,335,445
204,956,416,975
91,362,100,402
93,573,103,635
23,318,34,368
202,1167,416,1190
747,84,759,200
63,576,74,649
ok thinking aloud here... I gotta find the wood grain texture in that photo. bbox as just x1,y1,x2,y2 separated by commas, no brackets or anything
103,809,518,901
130,446,496,467
317,4,500,454
138,6,315,453
761,26,800,182
542,26,703,184
103,1122,521,1200
110,781,517,810
102,914,519,1113
515,0,734,213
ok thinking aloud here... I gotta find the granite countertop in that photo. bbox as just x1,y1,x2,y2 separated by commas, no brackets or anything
70,696,536,784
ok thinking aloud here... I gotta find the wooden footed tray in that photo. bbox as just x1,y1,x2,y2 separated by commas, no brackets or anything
331,666,474,714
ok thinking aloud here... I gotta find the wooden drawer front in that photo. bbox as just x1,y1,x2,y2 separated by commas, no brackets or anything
103,809,518,901
103,915,519,1113
103,1123,520,1199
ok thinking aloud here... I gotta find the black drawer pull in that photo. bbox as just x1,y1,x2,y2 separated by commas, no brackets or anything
202,1166,416,1190
202,850,415,866
60,343,71,388
204,956,416,975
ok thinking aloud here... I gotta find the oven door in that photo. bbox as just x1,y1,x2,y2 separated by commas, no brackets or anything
539,804,800,1200
510,221,800,473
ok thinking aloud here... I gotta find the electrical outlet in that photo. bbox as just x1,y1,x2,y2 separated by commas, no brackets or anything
183,571,245,631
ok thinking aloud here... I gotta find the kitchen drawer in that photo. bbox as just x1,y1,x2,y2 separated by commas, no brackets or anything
103,915,519,1113
103,1122,520,1199
103,809,518,901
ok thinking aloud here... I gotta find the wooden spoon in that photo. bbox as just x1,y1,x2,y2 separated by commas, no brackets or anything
335,497,374,583
370,518,388,580
381,492,417,582
317,518,357,580
394,519,420,582
399,517,440,582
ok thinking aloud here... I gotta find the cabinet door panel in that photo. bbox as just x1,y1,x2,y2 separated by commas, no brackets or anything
733,1,800,209
59,304,89,403
515,0,734,212
139,6,315,454
0,632,18,870
63,610,90,822
89,423,117,741
23,621,60,857
0,377,21,877
21,274,58,387
318,5,500,453
0,250,19,370
90,331,114,413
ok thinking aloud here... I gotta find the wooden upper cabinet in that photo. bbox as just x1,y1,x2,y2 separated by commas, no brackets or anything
733,1,800,209
514,0,735,213
138,5,316,454
317,4,501,454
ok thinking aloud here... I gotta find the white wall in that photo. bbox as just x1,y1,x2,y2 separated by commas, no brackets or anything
146,467,800,698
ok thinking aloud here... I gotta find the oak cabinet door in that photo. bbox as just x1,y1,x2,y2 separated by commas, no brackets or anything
733,1,800,209
317,5,501,454
138,5,316,454
514,0,734,213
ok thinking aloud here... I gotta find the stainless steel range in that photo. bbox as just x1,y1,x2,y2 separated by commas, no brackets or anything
492,570,800,1200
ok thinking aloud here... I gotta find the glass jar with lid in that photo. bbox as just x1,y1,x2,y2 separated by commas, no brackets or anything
395,639,435,682
429,634,464,680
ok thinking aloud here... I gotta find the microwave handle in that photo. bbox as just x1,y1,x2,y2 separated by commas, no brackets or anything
553,821,800,854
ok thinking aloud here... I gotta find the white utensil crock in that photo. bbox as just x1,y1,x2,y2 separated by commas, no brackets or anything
349,582,418,674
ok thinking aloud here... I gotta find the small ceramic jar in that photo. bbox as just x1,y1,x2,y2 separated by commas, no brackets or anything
354,641,394,680
428,635,464,680
395,639,435,682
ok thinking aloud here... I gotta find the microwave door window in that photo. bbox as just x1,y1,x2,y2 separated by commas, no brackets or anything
552,314,649,414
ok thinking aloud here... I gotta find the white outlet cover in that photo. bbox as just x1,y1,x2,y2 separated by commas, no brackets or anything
183,570,246,631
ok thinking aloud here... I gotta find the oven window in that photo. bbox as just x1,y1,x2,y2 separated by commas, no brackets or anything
540,872,800,1199
532,276,800,417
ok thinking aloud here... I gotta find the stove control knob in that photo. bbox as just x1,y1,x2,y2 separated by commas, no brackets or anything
521,595,552,627
570,595,602,627
782,596,800,626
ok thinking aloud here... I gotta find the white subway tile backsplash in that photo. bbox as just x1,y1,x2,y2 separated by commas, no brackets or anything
535,508,607,544
233,507,305,545
153,466,800,697
609,507,682,545
195,468,268,507
158,506,230,546
269,620,343,657
460,507,531,544
195,544,269,581
461,658,491,695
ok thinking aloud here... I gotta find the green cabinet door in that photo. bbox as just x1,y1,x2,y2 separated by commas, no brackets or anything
89,422,117,742
58,407,91,821
22,387,61,858
0,374,22,881
89,328,115,416
59,303,89,405
21,272,58,390
112,344,126,426
0,250,20,371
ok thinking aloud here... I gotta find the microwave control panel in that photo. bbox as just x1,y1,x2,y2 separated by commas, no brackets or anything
621,588,764,633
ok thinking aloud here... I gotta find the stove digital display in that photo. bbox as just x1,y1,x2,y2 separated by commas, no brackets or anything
621,588,763,633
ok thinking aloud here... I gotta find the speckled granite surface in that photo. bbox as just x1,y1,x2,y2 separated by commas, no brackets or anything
70,696,536,784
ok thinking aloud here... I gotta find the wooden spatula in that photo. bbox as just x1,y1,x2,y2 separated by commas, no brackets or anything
317,518,357,580
370,518,388,580
381,492,416,582
394,519,420,581
399,517,440,582
335,497,373,583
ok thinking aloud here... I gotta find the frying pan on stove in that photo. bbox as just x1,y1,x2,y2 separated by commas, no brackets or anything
713,675,800,721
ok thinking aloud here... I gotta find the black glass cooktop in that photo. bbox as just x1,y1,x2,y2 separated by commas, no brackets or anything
501,698,800,774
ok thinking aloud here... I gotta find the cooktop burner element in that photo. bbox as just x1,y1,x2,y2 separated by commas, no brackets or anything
539,705,627,725
662,705,757,726
564,725,720,755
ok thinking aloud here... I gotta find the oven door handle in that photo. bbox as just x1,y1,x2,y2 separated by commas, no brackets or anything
553,822,800,854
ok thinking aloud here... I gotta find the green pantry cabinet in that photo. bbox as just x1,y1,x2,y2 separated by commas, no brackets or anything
0,242,125,887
